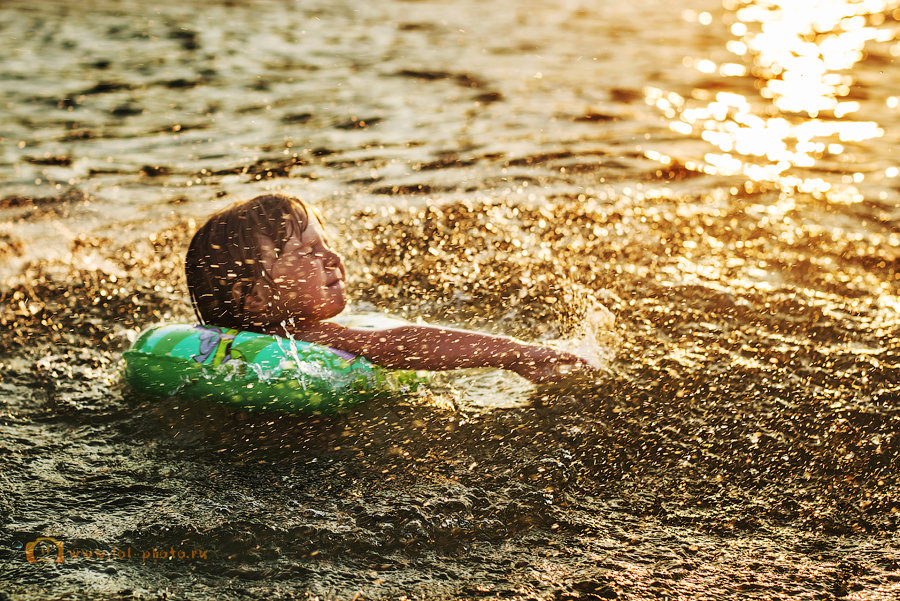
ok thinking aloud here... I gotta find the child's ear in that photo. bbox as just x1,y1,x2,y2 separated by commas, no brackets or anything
233,280,269,316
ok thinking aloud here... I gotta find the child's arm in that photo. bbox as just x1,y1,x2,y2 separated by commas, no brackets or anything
274,321,593,384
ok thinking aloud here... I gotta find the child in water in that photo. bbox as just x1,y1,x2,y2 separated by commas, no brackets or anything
185,194,594,384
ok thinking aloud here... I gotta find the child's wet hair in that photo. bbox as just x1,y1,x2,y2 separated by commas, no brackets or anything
185,194,311,328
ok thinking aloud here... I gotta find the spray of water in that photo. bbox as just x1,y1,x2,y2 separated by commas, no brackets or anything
547,298,617,371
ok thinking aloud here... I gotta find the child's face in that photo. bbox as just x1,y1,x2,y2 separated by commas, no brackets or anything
254,217,347,323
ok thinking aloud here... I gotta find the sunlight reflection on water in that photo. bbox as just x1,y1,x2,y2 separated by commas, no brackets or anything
646,0,900,193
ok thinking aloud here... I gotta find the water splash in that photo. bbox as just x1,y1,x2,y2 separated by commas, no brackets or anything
548,300,617,371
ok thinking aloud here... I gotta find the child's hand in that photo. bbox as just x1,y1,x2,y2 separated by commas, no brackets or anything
510,346,597,384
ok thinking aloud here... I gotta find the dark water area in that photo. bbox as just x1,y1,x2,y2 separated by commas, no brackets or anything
2,0,899,599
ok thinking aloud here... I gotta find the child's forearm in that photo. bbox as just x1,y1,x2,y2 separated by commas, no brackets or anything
365,325,531,371
276,321,593,383
285,322,530,372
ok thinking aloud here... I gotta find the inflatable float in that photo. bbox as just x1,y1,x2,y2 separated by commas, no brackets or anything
123,314,424,414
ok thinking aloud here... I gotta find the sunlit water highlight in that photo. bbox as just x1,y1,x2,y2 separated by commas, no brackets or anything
647,0,900,195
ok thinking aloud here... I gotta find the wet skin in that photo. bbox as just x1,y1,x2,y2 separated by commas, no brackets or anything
242,218,348,324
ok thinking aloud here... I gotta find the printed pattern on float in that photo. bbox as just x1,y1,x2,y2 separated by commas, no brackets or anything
122,315,423,414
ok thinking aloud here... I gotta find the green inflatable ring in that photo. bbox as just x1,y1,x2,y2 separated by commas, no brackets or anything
123,314,424,414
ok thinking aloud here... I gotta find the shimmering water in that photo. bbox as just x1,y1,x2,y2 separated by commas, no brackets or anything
1,0,898,599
